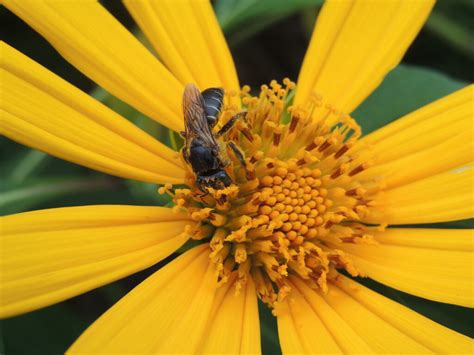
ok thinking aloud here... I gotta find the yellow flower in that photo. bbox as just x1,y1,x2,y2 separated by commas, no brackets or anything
1,0,472,353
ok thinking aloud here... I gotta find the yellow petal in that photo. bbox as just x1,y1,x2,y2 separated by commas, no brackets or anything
3,0,184,131
361,85,472,159
329,275,472,354
358,85,473,188
366,227,473,251
0,205,191,318
295,0,434,118
0,43,185,184
198,274,261,354
276,281,342,353
365,165,474,224
277,276,374,353
331,228,473,307
69,245,218,353
124,0,239,94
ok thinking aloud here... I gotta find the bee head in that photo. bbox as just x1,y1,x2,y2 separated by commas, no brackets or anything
197,170,232,192
212,170,232,189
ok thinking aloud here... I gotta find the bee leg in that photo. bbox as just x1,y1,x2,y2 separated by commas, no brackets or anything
195,179,210,200
181,149,190,164
197,190,209,201
216,112,251,141
228,141,254,181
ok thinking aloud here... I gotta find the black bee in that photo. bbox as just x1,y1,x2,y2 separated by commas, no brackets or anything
181,83,232,192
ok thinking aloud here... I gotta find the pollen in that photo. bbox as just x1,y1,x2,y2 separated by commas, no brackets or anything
165,80,383,310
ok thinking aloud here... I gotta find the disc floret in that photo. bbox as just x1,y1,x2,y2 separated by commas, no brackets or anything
163,80,382,309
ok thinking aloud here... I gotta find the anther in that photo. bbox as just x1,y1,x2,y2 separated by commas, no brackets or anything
335,145,349,159
330,167,344,179
289,115,300,133
349,164,365,176
318,140,331,152
246,168,256,181
241,127,254,142
273,132,281,146
305,139,319,152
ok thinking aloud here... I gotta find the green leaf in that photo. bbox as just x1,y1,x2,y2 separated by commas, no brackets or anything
394,219,474,230
125,179,171,206
0,177,117,215
0,303,90,355
0,279,130,355
352,63,467,135
425,1,474,59
7,150,49,183
90,86,171,147
216,0,322,45
426,10,474,59
175,239,204,254
258,300,282,355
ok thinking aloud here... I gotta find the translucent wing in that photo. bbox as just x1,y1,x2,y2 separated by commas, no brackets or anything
182,84,219,155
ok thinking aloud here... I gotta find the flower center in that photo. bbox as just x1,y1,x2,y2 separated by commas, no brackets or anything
162,80,382,309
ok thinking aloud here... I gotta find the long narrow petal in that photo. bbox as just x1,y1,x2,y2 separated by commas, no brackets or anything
276,282,342,353
328,275,472,353
198,274,261,354
365,165,474,224
358,85,473,189
279,275,471,353
295,0,434,118
0,205,191,318
68,246,261,353
124,0,239,93
3,0,184,131
0,43,185,184
331,228,473,307
277,277,373,353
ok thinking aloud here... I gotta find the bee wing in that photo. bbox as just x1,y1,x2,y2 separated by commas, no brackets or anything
182,84,219,148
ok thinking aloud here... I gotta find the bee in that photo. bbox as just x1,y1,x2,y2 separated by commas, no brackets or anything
181,83,232,192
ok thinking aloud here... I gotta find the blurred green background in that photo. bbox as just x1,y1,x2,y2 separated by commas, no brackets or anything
1,0,473,354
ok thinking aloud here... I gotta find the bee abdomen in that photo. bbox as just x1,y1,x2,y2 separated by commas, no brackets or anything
201,87,224,128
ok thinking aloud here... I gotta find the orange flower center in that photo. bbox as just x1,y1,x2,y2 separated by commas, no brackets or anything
162,80,383,309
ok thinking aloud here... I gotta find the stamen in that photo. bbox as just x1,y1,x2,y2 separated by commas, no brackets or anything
289,114,300,133
170,80,380,309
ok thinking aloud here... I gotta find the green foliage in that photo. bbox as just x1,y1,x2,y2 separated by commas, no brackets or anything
89,86,170,147
6,150,49,183
353,63,466,135
0,177,116,215
426,0,474,59
1,304,90,355
258,300,282,355
0,138,123,216
216,0,323,45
